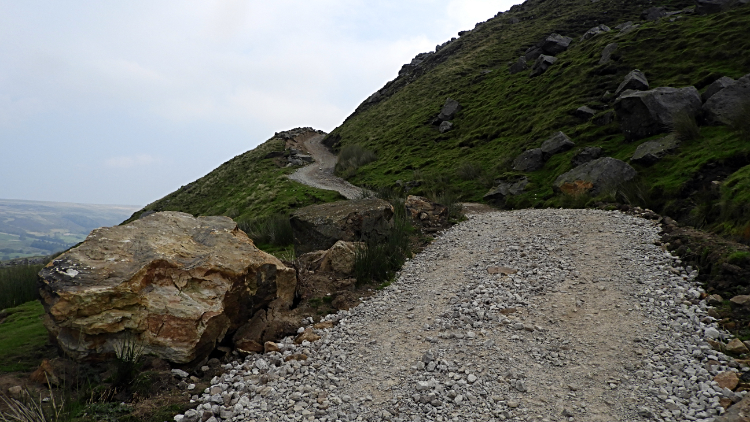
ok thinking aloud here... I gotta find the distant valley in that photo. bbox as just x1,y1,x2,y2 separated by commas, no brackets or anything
0,199,140,260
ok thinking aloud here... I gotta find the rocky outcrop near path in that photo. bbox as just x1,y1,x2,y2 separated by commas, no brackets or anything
702,73,750,126
38,211,297,364
554,157,637,195
290,198,394,256
615,86,702,141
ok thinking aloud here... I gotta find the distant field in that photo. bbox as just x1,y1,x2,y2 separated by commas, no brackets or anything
0,198,140,260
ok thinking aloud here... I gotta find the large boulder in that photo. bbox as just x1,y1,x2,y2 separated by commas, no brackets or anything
642,7,667,20
630,134,680,165
571,147,604,167
702,76,735,102
702,74,750,125
290,198,394,255
530,55,557,77
541,34,573,55
37,212,297,364
615,70,649,96
541,132,575,157
554,157,637,196
509,56,529,75
513,148,546,172
614,86,702,141
483,177,529,205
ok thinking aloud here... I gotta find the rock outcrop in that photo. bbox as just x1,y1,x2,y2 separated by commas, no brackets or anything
581,25,610,41
438,98,461,121
290,198,394,255
38,212,297,364
530,55,557,77
702,76,735,102
702,74,750,125
599,43,619,65
695,0,734,14
509,57,529,75
630,134,680,165
513,148,545,172
554,157,637,195
296,240,363,275
614,86,702,141
541,34,573,55
571,147,604,167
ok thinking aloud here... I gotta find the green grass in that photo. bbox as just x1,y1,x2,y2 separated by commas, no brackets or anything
0,300,50,373
0,265,44,310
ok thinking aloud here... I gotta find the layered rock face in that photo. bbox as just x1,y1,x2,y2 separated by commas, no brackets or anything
290,198,394,255
38,211,297,364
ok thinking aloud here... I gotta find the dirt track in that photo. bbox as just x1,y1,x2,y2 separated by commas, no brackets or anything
288,134,366,200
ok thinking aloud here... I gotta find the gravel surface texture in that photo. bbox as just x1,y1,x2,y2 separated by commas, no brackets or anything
176,209,744,422
288,134,367,200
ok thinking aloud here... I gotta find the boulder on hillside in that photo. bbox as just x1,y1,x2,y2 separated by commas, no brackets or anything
439,121,454,133
541,132,575,157
614,86,702,141
297,240,363,275
701,76,735,102
581,24,611,41
615,70,649,96
554,157,637,196
483,177,529,205
290,198,394,255
509,56,529,74
574,106,597,120
438,98,462,121
695,0,734,14
530,55,557,77
38,212,297,364
599,43,619,65
642,7,667,20
541,33,573,55
593,110,615,126
571,147,604,167
630,134,680,165
405,195,448,229
702,73,750,125
524,47,543,61
513,148,546,172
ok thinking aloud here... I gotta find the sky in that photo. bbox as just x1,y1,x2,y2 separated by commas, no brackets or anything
0,0,521,207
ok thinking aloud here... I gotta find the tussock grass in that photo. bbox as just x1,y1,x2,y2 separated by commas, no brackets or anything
0,265,43,310
0,390,65,422
237,214,294,248
353,200,413,284
335,145,377,178
671,112,701,142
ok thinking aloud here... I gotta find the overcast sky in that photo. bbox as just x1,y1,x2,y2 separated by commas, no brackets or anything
0,0,519,206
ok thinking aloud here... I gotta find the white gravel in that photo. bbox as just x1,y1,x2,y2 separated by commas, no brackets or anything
176,209,743,422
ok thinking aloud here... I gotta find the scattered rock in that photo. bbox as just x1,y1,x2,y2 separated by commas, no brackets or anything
487,266,518,276
541,132,575,157
571,147,604,167
513,148,546,172
702,73,750,125
642,7,667,20
438,98,462,121
294,328,321,345
726,338,749,354
714,371,740,390
439,121,454,133
30,359,61,386
38,212,297,364
405,195,448,228
319,241,362,275
630,134,680,165
706,294,724,305
530,55,557,77
715,394,750,422
313,321,334,330
264,341,280,353
730,295,750,308
702,76,736,102
599,43,619,65
574,106,597,120
290,198,394,255
615,70,649,97
509,57,529,74
581,24,611,41
541,33,573,55
7,386,23,399
614,86,702,141
483,177,529,205
554,157,637,196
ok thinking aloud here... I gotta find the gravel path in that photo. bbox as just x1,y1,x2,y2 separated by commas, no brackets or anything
288,135,366,200
178,209,744,422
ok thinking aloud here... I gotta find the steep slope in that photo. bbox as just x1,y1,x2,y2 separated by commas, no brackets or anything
327,0,750,238
125,128,343,224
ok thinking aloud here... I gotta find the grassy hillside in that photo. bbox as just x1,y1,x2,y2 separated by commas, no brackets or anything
326,0,750,240
126,132,343,225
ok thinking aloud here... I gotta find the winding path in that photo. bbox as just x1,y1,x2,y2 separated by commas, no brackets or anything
288,134,367,200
